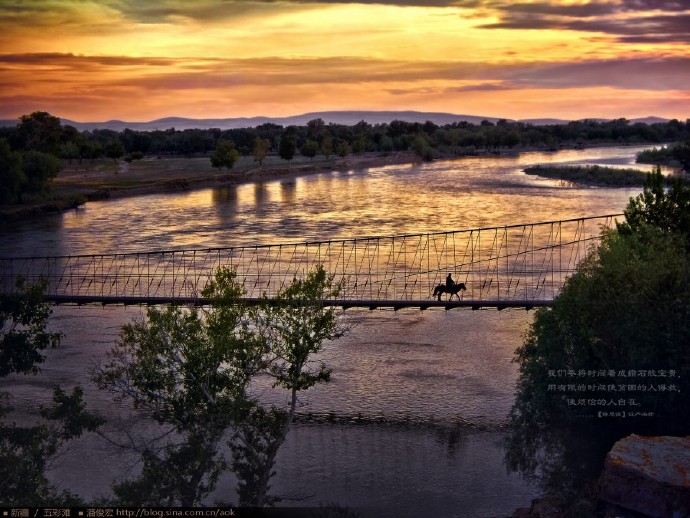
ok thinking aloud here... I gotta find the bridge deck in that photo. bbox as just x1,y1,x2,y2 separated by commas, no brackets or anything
42,294,553,310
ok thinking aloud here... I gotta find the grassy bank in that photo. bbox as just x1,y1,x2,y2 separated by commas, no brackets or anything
524,164,653,187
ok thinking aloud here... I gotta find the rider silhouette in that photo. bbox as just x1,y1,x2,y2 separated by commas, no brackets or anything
446,273,455,287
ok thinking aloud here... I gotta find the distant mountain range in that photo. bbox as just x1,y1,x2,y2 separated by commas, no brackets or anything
0,111,672,131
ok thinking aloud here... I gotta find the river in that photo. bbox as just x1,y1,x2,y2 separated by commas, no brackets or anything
0,146,656,516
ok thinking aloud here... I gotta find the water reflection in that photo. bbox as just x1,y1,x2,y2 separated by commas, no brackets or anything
279,179,297,205
212,187,239,224
254,182,269,206
212,186,238,204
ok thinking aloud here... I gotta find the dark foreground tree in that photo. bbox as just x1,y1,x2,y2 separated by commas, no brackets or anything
506,170,690,504
94,266,344,506
0,138,25,204
0,277,103,505
15,111,63,155
231,267,344,506
21,150,62,200
672,137,690,172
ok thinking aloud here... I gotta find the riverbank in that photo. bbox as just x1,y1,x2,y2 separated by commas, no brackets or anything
0,151,421,222
0,142,664,223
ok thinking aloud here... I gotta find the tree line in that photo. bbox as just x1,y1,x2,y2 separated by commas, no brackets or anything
3,111,690,202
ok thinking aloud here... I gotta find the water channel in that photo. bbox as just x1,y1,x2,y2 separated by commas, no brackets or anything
0,146,658,516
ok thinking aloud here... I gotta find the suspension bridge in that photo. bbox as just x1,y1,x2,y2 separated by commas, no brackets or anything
0,214,622,310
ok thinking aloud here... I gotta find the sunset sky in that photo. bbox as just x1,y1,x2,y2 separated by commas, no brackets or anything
0,0,688,122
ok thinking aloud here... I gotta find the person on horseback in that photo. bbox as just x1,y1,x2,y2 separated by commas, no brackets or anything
446,273,455,287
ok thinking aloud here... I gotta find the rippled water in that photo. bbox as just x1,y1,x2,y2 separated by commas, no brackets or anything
0,146,654,515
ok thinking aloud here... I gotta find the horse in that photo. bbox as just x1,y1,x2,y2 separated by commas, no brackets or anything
432,282,467,301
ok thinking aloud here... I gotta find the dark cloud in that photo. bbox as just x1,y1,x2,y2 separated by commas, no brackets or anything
621,0,690,12
0,53,176,67
505,58,690,91
449,82,517,92
105,0,481,23
479,2,690,44
2,52,688,93
490,2,617,18
107,0,270,23
113,56,690,92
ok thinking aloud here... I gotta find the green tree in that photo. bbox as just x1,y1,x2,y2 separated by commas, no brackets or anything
21,150,62,200
320,136,334,159
94,266,344,506
335,140,350,158
622,166,690,239
104,139,125,163
506,172,690,502
0,138,25,203
59,141,79,164
306,118,325,140
211,139,240,169
16,111,63,155
411,135,434,161
300,140,319,161
252,137,271,167
672,137,690,172
1,277,103,505
231,266,344,506
278,132,297,161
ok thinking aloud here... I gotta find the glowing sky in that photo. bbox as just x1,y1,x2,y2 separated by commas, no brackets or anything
0,0,688,121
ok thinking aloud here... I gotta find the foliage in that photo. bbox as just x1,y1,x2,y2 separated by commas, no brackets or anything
278,131,297,161
320,136,334,159
411,135,435,161
637,139,690,172
16,111,63,155
0,277,103,505
0,277,61,377
524,164,652,187
60,142,79,163
252,137,271,166
104,139,125,163
94,265,344,507
21,150,62,199
94,272,254,505
211,139,240,169
0,138,26,203
229,266,344,506
335,140,350,158
622,166,690,239
636,146,676,166
300,140,319,160
0,139,62,204
506,171,690,502
672,137,690,172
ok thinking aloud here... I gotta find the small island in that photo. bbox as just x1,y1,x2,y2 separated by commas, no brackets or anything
524,164,655,187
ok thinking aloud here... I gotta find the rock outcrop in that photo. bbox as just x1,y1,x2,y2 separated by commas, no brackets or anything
598,434,690,518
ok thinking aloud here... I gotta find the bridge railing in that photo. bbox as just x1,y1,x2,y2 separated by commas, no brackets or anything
0,215,622,305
